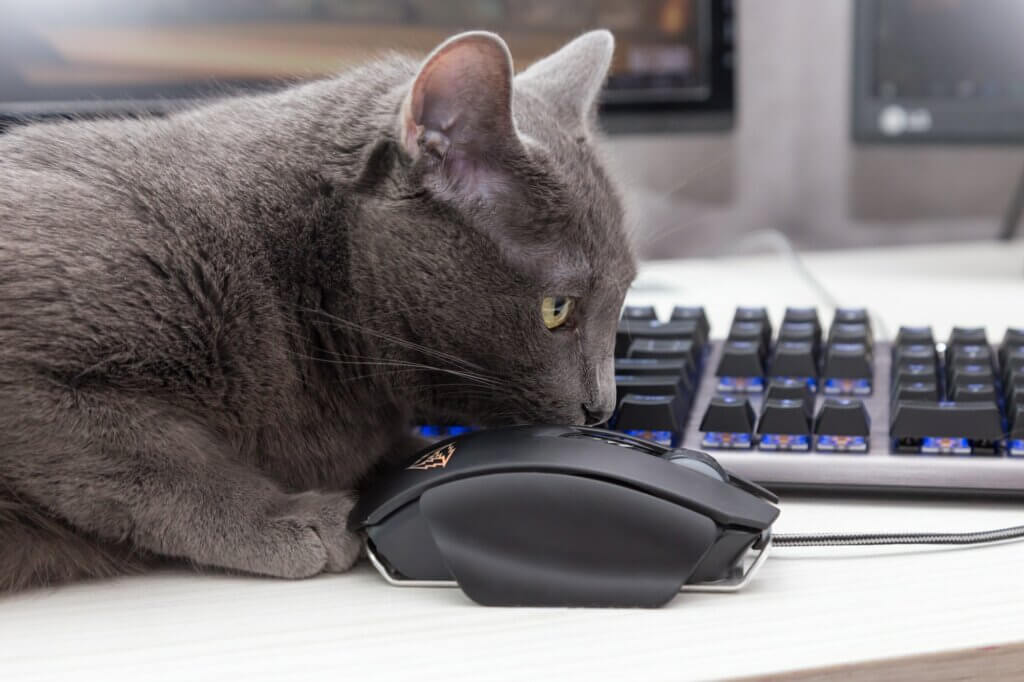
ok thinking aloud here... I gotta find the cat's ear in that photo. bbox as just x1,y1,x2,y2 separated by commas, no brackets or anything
515,30,614,131
398,31,522,196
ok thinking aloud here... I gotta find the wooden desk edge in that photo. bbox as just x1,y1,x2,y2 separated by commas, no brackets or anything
735,640,1024,682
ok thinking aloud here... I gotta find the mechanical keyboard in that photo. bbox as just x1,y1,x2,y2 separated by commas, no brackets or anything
418,304,1024,498
611,304,1024,497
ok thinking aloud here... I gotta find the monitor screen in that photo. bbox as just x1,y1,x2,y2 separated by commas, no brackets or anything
852,0,1024,142
0,0,733,129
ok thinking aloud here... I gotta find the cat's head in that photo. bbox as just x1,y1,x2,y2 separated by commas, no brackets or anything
360,31,635,427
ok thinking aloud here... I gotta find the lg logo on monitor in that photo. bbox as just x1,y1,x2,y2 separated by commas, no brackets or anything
878,105,934,136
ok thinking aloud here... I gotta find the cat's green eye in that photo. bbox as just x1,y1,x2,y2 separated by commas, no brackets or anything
541,296,574,330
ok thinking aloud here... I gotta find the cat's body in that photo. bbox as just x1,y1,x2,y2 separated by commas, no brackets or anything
0,31,635,591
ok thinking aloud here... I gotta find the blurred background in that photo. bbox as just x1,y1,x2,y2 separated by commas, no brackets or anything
2,0,1023,259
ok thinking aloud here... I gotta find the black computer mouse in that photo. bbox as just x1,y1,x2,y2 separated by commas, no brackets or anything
350,425,780,607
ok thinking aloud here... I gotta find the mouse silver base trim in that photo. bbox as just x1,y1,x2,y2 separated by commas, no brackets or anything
681,532,772,593
363,531,773,596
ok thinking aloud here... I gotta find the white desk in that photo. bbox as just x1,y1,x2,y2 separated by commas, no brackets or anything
5,241,1024,682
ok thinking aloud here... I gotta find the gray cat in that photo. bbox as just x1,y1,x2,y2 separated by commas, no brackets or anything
0,30,636,592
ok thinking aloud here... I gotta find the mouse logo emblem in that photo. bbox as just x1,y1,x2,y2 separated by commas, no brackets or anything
407,443,456,470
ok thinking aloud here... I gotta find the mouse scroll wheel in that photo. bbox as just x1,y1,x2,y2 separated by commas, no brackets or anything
661,447,728,482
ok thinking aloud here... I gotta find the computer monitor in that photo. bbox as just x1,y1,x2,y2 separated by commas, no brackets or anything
851,0,1024,143
0,0,734,133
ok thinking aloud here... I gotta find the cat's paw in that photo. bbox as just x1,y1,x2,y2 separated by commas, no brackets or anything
285,491,362,573
249,517,329,579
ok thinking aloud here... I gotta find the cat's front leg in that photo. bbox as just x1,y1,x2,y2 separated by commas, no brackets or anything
6,399,361,580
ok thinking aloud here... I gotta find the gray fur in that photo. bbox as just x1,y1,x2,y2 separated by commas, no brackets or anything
0,30,636,591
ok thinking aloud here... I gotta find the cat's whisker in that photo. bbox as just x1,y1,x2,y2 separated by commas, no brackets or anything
361,383,516,414
279,322,497,374
284,349,506,389
288,333,524,373
398,382,519,401
297,306,497,375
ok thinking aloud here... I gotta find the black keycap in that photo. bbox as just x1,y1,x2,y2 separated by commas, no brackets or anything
948,344,993,369
814,398,871,436
699,396,757,435
949,326,988,348
766,377,814,403
622,305,657,321
778,319,819,342
1001,346,1024,377
1009,387,1024,406
627,338,697,366
949,364,995,389
890,401,1003,441
1007,366,1024,386
783,307,821,337
1003,328,1024,348
950,383,998,403
757,399,812,436
829,323,871,348
615,395,687,434
1009,404,1024,438
715,340,765,378
833,307,870,329
733,307,772,345
896,326,934,347
1001,329,1024,366
823,343,872,379
670,306,710,339
892,380,939,403
892,363,937,386
615,319,701,358
728,320,769,349
892,344,937,370
614,374,692,411
769,341,818,379
1007,376,1024,402
615,357,691,378
774,321,823,352
734,306,769,323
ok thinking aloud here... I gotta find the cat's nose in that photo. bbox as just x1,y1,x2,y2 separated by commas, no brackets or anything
581,402,613,427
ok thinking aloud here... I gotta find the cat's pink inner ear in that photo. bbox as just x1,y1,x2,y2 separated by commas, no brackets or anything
400,32,517,165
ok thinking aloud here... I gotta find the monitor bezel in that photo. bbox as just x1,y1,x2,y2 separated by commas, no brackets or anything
0,1,735,134
852,0,1024,144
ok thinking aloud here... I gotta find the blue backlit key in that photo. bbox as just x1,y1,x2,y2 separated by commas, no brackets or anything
890,400,1002,455
716,340,766,393
757,399,812,451
814,398,870,452
768,341,818,390
698,396,757,450
823,343,873,395
616,395,687,446
765,377,814,404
